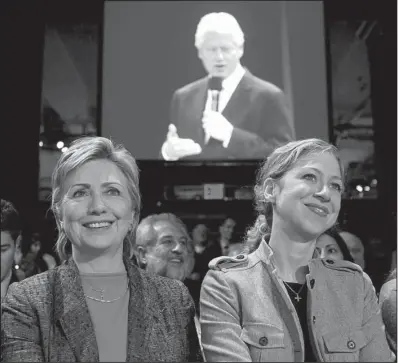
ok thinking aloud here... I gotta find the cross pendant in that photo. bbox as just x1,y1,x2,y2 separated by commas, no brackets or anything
294,295,302,302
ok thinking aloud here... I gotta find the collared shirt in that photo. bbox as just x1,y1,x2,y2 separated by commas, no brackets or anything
204,64,246,147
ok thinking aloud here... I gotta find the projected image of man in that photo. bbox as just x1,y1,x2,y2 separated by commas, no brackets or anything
161,12,296,160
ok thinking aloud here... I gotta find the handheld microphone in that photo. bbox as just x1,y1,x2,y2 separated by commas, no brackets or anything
208,76,223,111
205,77,223,143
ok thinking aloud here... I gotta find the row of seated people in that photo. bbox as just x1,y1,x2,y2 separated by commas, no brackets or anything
1,135,396,361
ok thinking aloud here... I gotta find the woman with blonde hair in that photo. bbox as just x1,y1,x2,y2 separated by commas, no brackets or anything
2,136,202,362
200,138,394,362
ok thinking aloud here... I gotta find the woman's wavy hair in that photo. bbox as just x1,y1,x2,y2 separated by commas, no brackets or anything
51,136,141,261
243,138,345,254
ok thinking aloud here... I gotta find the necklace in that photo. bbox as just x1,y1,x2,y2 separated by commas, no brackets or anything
85,283,129,303
283,281,305,303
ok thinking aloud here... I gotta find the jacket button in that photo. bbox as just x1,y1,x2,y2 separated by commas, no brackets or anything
310,279,315,288
236,254,244,260
259,336,268,346
326,259,335,264
347,340,356,349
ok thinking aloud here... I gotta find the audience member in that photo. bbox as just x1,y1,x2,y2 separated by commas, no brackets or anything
135,213,194,282
190,223,211,282
1,199,23,302
135,213,203,357
314,227,354,262
2,137,202,362
205,217,236,258
200,138,394,362
339,230,365,268
379,268,397,355
19,232,57,279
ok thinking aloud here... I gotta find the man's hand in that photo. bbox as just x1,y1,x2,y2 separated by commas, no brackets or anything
162,124,202,160
202,110,234,145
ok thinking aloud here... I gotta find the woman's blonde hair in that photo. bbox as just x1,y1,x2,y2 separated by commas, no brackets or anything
51,136,141,261
244,138,344,253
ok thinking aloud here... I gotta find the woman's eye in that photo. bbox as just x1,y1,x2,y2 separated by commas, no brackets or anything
303,173,317,182
328,248,338,254
331,183,343,192
106,188,120,196
72,190,87,198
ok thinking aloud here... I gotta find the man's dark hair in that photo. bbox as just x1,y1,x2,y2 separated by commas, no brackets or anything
1,199,22,242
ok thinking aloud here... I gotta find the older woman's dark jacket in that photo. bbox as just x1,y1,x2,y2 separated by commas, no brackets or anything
1,257,203,362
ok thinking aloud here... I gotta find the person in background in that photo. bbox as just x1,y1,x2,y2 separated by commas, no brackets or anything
206,217,237,258
200,138,394,362
161,12,295,160
379,268,397,355
134,213,203,355
19,232,57,279
1,199,23,302
190,223,210,281
2,137,202,362
314,227,355,262
339,230,366,269
134,213,194,282
192,223,210,256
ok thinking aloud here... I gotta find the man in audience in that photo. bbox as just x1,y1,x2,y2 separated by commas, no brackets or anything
215,217,236,257
339,230,366,269
134,213,202,348
161,12,295,160
190,223,211,281
1,199,22,302
135,213,194,281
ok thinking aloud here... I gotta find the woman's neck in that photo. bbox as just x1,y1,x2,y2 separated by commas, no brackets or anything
268,228,316,283
72,245,126,274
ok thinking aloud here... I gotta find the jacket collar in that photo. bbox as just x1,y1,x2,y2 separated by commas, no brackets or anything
254,239,278,271
51,256,152,362
254,238,326,276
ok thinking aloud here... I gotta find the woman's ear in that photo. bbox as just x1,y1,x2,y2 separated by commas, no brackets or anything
263,178,277,203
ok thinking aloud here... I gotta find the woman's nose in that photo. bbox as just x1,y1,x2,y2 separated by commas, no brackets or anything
88,194,106,214
314,184,331,202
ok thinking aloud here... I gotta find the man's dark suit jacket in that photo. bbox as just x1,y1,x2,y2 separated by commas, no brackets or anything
1,257,203,362
168,69,295,160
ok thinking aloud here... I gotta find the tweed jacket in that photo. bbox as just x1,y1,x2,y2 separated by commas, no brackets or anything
1,257,203,362
167,69,295,160
200,241,395,362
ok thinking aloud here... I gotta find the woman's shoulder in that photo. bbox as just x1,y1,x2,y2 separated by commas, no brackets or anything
5,269,54,305
136,267,189,298
318,258,364,274
316,258,376,291
203,253,261,290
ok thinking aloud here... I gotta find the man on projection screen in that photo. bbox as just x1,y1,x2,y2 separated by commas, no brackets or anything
161,12,296,160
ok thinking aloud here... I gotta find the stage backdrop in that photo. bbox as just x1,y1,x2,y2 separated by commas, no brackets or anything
102,1,329,159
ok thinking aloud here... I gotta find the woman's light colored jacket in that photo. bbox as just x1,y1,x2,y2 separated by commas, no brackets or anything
200,240,395,362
